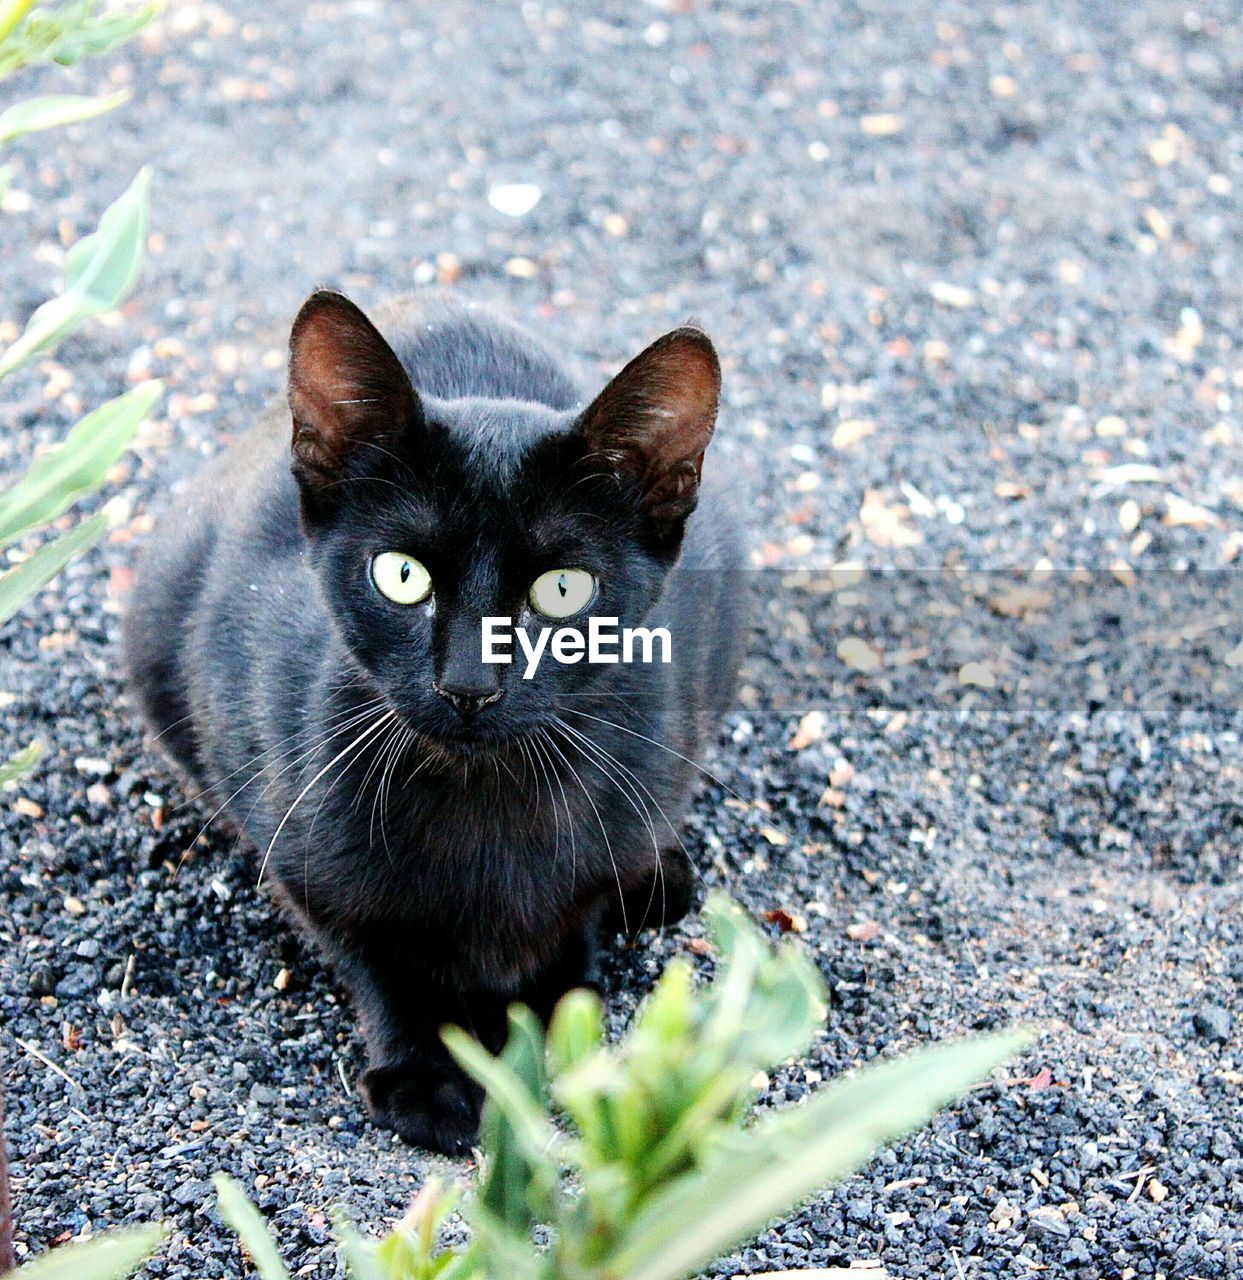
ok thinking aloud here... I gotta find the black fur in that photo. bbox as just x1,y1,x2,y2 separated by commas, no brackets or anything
124,292,748,1154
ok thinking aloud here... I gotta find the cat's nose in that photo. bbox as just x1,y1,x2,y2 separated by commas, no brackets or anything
432,680,504,719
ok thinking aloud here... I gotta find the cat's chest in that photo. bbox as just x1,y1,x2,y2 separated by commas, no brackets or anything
301,760,549,873
292,747,639,916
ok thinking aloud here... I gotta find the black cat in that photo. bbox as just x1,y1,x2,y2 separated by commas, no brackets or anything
124,291,748,1153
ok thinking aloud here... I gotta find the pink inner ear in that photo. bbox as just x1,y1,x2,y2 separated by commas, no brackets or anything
637,333,720,474
582,327,721,486
287,292,419,477
290,299,376,440
292,309,352,402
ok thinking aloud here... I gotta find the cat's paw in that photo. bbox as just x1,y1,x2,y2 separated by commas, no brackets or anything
359,1062,481,1156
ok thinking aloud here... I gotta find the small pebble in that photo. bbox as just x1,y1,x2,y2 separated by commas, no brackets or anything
1193,1004,1232,1044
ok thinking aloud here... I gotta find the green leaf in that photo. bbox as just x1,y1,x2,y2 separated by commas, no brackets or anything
0,166,150,378
0,0,35,48
456,1203,545,1280
40,3,155,67
0,380,161,546
15,1225,163,1280
330,1213,388,1280
444,1014,560,1235
476,1005,555,1234
607,1029,1031,1280
0,90,129,144
0,739,42,785
341,1179,466,1280
444,1023,556,1168
213,1175,293,1280
546,987,604,1078
0,2,154,79
0,510,105,627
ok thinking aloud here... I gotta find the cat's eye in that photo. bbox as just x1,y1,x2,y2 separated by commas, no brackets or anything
529,568,596,619
372,552,432,605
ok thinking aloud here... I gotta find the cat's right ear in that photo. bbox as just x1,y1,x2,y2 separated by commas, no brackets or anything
578,327,720,538
288,290,422,502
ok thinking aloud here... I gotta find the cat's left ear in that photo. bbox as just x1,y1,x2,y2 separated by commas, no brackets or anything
579,327,720,529
287,290,423,500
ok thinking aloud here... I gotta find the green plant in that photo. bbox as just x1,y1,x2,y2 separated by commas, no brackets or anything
0,4,159,1276
2,1230,164,1280
0,0,159,783
0,0,154,79
217,896,1027,1280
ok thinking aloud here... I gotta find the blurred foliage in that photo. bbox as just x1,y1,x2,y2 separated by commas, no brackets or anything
0,0,158,787
215,896,1026,1280
0,3,158,1267
0,89,130,143
4,1229,164,1280
0,0,154,78
0,166,151,375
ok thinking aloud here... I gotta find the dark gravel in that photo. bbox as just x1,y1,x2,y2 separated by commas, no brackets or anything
2,2,1241,1278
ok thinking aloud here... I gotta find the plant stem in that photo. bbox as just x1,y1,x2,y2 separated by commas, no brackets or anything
0,0,36,48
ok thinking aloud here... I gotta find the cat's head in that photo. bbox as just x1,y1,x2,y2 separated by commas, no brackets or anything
286,290,720,753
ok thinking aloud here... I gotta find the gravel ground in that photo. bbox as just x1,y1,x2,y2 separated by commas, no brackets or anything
2,2,1241,1278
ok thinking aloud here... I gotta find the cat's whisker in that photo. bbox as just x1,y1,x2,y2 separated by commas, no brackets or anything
347,440,438,530
172,698,388,875
148,704,206,745
524,734,568,880
553,721,665,921
553,719,662,865
534,729,577,894
171,692,384,815
367,720,406,860
356,714,404,816
554,715,686,854
562,707,794,850
516,737,534,798
552,716,702,911
222,705,389,867
315,473,408,497
524,735,561,876
231,699,389,814
379,729,412,855
560,708,745,806
257,709,396,887
304,712,410,896
542,728,627,934
378,727,437,860
378,728,410,857
299,711,405,907
150,679,340,748
551,719,669,927
556,688,649,717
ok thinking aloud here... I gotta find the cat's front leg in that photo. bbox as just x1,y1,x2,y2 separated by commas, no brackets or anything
333,925,595,1155
358,1051,485,1156
331,941,499,1155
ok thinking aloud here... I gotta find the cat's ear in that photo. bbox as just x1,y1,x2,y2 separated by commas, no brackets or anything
288,290,422,496
578,327,720,528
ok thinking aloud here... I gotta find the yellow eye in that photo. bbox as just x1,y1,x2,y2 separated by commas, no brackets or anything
371,552,432,605
529,568,596,619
